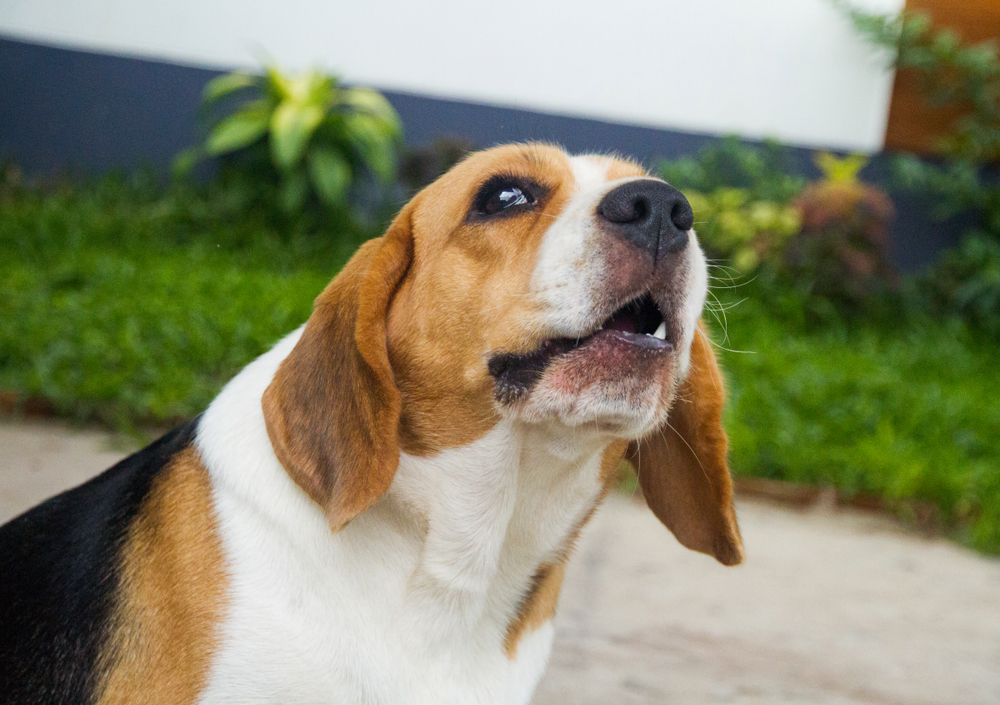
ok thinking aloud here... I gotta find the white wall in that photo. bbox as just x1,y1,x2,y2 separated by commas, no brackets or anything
0,0,904,152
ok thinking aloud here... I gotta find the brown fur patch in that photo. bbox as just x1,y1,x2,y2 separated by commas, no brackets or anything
96,447,226,705
626,322,744,566
387,144,581,456
504,562,565,658
263,213,412,531
504,440,627,658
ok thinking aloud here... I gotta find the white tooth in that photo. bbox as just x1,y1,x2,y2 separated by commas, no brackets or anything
653,322,667,340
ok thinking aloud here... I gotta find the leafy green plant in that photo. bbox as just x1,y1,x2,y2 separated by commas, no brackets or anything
176,65,402,213
658,137,805,272
785,152,897,306
837,1,1000,330
658,136,807,204
836,0,1000,164
836,1,1000,231
667,140,897,309
919,233,1000,338
686,188,800,271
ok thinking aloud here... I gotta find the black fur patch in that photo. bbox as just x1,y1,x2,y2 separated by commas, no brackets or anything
0,417,200,705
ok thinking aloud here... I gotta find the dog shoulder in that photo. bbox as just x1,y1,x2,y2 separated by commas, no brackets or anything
0,417,227,705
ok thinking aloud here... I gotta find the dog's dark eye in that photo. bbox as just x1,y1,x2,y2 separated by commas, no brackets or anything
475,178,537,217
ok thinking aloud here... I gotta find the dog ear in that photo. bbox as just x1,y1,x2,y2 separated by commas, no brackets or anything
626,322,744,566
262,205,414,532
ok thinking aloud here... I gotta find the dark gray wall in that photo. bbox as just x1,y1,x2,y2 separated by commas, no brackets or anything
0,35,966,271
0,36,723,173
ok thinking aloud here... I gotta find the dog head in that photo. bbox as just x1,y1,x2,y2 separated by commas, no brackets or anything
262,143,742,565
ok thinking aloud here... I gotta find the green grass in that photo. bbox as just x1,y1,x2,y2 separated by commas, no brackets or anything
0,173,373,427
714,288,1000,553
2,175,998,553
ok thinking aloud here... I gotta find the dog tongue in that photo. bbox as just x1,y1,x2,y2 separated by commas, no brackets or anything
603,307,638,334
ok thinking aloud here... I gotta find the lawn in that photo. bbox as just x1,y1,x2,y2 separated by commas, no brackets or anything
2,174,998,553
716,293,1000,552
0,173,372,427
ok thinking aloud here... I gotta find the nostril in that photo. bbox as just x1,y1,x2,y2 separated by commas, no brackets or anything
669,198,694,232
597,179,693,260
598,191,651,225
633,196,649,221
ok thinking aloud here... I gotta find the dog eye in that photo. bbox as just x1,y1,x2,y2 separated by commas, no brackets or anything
476,180,536,216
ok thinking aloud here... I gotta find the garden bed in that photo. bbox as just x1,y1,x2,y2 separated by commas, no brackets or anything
2,173,998,554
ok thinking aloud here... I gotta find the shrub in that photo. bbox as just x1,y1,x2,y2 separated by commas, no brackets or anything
839,1,1000,331
919,233,1000,338
176,65,403,214
685,188,800,271
658,137,805,272
658,135,806,203
784,152,897,306
663,142,896,311
837,1,1000,165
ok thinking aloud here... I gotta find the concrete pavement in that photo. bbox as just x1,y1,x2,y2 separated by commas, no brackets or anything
2,419,998,704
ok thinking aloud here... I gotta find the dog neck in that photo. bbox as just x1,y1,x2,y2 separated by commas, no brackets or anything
198,327,611,651
388,419,609,640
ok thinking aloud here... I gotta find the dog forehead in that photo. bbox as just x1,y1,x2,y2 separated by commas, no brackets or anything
568,153,650,192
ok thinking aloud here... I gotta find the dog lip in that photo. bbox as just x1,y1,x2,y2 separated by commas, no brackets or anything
487,290,676,404
593,292,664,337
596,328,673,351
487,321,673,405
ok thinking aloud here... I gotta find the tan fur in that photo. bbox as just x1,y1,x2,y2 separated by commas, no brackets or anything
626,322,744,566
261,144,740,664
263,145,597,526
97,448,226,705
504,562,565,658
263,207,413,531
386,148,647,456
389,145,577,454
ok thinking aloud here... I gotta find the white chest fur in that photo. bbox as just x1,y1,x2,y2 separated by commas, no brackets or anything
194,331,608,705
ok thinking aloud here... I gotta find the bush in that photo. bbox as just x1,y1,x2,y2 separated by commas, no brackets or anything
176,65,403,215
718,283,1000,554
840,1,1000,332
784,152,897,306
685,188,800,271
838,1,1000,164
658,137,804,272
658,135,806,203
663,143,897,311
919,233,1000,338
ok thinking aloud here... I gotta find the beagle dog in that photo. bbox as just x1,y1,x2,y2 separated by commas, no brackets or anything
0,143,743,705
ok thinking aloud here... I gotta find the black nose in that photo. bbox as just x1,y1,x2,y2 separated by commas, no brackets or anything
597,179,693,262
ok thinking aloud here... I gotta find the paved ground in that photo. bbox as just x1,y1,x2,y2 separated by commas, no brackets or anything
2,420,999,704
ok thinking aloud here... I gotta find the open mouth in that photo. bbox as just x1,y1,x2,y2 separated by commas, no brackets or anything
488,293,671,403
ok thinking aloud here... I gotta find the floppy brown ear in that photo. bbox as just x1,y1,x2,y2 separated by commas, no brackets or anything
262,205,414,532
626,322,744,566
